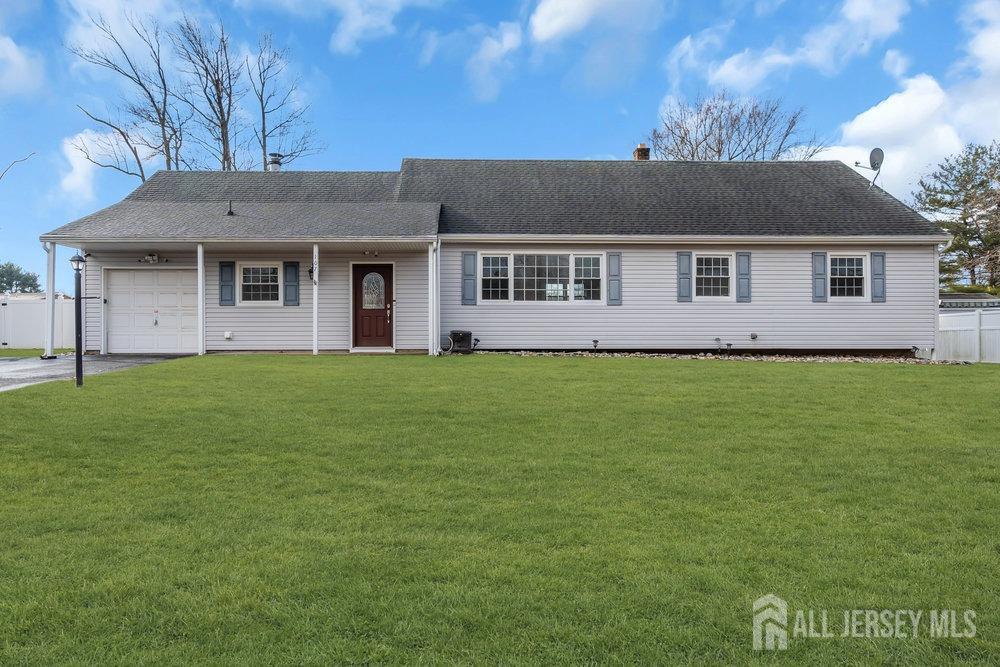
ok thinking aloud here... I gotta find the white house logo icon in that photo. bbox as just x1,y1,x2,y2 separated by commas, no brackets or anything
753,594,788,651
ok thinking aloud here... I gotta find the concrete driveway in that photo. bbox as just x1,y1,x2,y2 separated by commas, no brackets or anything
0,354,176,392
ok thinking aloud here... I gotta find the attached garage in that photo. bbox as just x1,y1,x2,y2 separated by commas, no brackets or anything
105,269,199,354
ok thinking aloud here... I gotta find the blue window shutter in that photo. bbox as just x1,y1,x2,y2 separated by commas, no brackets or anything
461,252,477,305
284,261,300,306
607,252,622,305
677,251,692,302
812,252,828,302
219,261,235,306
871,252,886,303
736,251,751,303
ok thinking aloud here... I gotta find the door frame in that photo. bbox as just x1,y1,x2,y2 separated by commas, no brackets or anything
348,260,396,353
101,265,198,355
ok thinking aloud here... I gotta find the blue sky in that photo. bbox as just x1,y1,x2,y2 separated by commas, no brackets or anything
1,0,998,291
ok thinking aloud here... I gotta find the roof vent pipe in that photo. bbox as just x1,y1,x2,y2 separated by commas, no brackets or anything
268,153,283,172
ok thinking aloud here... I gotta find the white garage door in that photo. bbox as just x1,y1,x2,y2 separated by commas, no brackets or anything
106,269,198,354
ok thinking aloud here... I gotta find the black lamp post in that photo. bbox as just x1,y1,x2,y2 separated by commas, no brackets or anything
69,253,86,387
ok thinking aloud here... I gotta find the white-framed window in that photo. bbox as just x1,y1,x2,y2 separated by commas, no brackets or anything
237,262,282,305
481,255,510,301
478,252,604,303
515,253,570,301
829,254,868,300
574,255,602,301
694,253,734,300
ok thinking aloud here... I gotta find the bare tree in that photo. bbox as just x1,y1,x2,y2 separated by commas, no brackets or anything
649,91,825,161
69,14,184,174
0,153,34,182
247,34,321,171
73,106,148,181
172,16,243,171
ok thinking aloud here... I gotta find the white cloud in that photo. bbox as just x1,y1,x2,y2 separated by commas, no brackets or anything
666,21,732,92
63,0,186,51
961,0,1000,75
881,49,909,79
529,0,603,43
707,47,793,90
231,0,438,55
709,0,910,90
529,0,665,43
0,33,42,96
326,0,438,54
822,2,1000,200
419,29,439,66
527,0,667,90
466,22,522,102
754,0,786,16
60,130,105,201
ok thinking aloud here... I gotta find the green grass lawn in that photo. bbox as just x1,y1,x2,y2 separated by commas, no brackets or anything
1,355,998,663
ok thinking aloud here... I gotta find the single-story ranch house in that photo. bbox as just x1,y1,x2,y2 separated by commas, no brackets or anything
39,150,948,356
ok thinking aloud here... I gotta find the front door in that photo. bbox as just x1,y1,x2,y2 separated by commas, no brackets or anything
353,264,393,348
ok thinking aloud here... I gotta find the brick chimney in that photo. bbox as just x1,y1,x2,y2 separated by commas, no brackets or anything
633,143,650,161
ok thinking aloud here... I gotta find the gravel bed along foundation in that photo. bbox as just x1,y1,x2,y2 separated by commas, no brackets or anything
472,350,962,364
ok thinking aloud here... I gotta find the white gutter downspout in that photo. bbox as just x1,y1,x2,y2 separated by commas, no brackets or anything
435,238,442,355
427,241,435,355
312,243,319,356
42,242,56,358
197,243,206,355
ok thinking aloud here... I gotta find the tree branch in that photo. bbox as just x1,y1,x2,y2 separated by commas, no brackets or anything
0,153,34,182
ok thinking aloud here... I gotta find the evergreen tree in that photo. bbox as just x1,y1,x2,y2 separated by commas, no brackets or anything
0,262,41,293
914,142,1000,286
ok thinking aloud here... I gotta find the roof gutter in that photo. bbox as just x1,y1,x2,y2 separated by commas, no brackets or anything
38,235,439,244
437,233,951,245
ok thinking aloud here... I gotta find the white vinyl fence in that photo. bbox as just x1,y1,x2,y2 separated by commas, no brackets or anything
0,295,75,350
936,309,1000,363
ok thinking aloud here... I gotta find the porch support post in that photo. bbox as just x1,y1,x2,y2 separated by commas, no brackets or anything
43,242,56,358
197,243,205,355
312,243,319,355
427,242,435,355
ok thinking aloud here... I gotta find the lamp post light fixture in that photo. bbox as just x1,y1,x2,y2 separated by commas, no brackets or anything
70,253,86,387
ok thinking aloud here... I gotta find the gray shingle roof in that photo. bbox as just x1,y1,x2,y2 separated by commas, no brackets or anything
43,159,944,241
44,201,439,240
398,158,942,236
128,170,400,202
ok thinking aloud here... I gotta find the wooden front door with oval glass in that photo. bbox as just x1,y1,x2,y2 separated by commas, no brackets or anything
353,264,393,348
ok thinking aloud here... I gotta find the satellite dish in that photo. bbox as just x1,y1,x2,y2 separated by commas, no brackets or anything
869,147,884,171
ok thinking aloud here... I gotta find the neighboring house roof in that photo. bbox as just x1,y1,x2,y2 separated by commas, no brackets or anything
42,159,945,242
939,292,1000,309
939,291,998,300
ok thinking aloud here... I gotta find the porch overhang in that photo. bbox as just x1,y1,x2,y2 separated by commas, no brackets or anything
40,238,438,253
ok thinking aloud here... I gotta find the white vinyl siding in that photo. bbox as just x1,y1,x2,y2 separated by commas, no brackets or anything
442,243,938,350
81,248,430,352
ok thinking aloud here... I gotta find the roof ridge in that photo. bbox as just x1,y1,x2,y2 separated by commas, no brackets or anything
401,157,845,165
